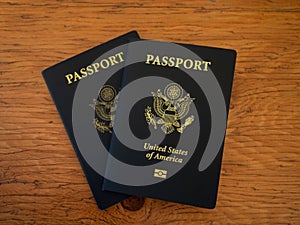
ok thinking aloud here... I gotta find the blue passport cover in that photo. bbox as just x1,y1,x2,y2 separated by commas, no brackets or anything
42,31,139,210
102,40,237,208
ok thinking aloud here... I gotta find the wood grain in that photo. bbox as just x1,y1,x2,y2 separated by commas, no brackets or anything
0,0,299,224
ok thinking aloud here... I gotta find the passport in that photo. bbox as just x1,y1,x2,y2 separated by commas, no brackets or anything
102,40,237,208
42,31,139,210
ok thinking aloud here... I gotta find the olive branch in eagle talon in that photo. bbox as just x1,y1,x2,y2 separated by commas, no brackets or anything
144,83,195,134
145,106,157,129
93,118,112,133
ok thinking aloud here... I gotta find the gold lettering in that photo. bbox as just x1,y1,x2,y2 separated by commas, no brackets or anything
100,59,109,69
203,61,211,71
153,56,161,65
80,68,87,77
92,63,100,72
183,59,193,69
161,56,168,66
168,57,175,67
115,52,124,62
86,65,93,75
65,74,73,85
65,51,126,84
175,58,183,68
193,60,202,70
145,54,154,64
108,55,118,66
73,72,82,82
152,153,183,164
144,54,212,72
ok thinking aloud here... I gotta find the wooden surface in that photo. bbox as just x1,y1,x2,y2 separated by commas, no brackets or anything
0,0,299,224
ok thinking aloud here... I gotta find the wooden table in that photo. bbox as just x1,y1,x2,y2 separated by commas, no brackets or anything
1,0,299,224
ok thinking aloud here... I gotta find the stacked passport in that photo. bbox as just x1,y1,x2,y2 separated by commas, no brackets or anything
42,31,236,210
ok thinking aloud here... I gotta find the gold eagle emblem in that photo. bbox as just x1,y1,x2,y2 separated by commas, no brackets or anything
90,85,118,133
145,83,195,134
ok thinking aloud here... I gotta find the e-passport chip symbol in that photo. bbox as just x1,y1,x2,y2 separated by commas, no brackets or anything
154,169,167,179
